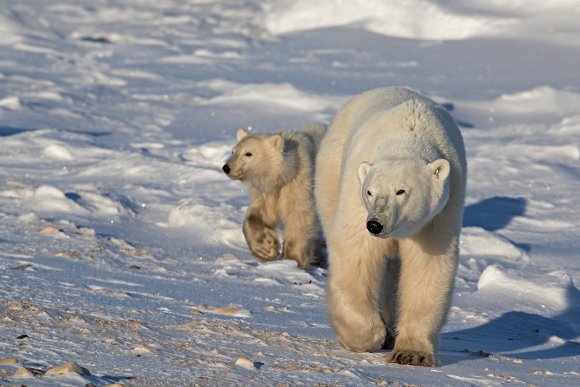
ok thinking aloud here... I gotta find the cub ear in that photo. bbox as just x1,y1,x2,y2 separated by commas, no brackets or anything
268,134,284,151
427,159,450,181
357,161,372,186
236,128,249,141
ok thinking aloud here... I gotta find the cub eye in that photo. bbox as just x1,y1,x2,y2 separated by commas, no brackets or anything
367,190,372,197
396,189,406,196
244,152,253,157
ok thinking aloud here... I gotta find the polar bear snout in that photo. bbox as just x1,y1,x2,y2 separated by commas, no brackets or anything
222,164,231,175
365,197,392,237
366,220,383,235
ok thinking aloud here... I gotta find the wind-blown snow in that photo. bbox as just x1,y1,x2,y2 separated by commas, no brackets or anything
457,86,580,126
264,0,517,40
197,80,343,112
0,0,579,386
265,0,580,43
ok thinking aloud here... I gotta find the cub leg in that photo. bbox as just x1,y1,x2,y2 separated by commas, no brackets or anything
387,235,458,367
281,208,321,269
279,181,322,269
243,192,280,261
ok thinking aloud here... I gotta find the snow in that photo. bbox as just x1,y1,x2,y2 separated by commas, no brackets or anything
0,0,579,386
264,0,517,40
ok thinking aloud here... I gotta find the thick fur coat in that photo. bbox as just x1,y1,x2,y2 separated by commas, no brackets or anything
315,87,466,366
224,123,326,269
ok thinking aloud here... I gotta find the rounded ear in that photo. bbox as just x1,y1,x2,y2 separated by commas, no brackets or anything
427,159,450,181
268,134,284,151
236,128,249,141
357,161,372,186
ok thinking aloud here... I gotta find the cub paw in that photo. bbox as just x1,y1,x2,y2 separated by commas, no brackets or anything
386,350,439,367
251,228,280,261
283,240,312,269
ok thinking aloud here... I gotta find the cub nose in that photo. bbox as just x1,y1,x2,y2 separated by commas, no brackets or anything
366,220,383,235
222,164,230,175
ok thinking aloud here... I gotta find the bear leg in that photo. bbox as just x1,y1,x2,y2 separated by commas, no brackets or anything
243,195,281,261
380,256,400,350
326,237,395,352
327,278,386,352
387,236,458,367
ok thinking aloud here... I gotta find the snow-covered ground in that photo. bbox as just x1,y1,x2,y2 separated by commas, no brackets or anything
1,0,579,385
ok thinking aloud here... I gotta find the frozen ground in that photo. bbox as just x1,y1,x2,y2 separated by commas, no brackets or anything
0,0,579,385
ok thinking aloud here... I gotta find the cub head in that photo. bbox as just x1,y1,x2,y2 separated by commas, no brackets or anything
222,128,285,189
357,158,450,239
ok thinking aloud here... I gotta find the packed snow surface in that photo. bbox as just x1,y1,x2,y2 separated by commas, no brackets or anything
0,0,579,386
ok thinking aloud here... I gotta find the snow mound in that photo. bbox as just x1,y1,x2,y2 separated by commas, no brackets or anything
166,200,246,249
1,183,131,218
495,86,580,118
198,80,342,112
263,0,515,40
258,260,323,290
0,129,115,167
460,87,580,126
40,186,128,217
477,265,576,310
0,96,21,110
461,227,528,262
0,13,22,45
28,185,88,215
43,144,74,161
180,142,233,169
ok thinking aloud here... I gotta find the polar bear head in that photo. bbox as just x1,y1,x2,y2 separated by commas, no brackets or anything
357,158,450,239
223,128,297,192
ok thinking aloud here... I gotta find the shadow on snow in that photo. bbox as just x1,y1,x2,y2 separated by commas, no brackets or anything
442,285,580,364
463,196,527,232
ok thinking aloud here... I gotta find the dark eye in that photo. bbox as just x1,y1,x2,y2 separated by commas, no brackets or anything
396,189,406,196
245,152,253,157
367,190,372,196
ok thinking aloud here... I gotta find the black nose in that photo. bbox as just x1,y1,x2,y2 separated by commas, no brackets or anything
222,164,230,174
366,220,383,235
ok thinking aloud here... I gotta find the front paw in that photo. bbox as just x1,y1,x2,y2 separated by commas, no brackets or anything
250,229,280,261
386,350,440,367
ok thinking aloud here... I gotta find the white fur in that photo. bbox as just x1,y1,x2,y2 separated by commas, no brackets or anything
315,87,466,366
224,123,327,269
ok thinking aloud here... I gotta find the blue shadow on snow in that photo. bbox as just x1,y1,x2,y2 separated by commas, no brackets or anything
0,126,34,137
463,196,527,232
442,285,580,363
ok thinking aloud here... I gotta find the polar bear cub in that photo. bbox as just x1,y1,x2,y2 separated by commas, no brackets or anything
223,123,326,269
315,87,466,366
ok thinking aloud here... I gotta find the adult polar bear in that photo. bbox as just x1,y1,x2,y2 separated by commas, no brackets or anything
315,87,466,367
